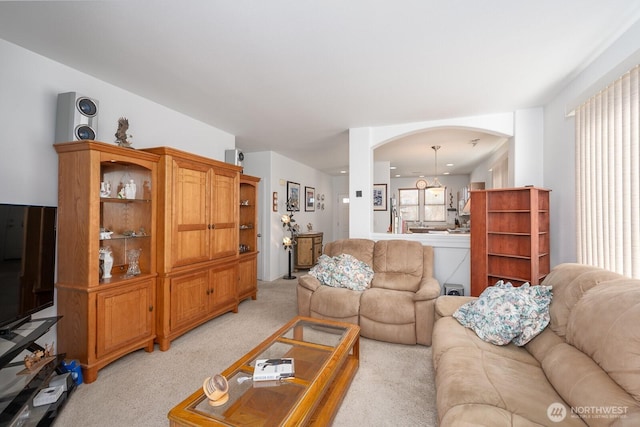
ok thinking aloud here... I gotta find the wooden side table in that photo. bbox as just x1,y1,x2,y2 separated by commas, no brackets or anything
294,232,323,269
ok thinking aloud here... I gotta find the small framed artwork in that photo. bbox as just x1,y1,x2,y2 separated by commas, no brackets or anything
272,192,278,212
305,186,315,212
373,184,387,211
286,181,300,211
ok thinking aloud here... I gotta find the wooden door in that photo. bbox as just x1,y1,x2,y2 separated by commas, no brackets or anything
210,168,238,259
296,236,314,268
209,262,238,311
95,279,155,358
169,270,210,332
238,254,257,300
171,158,211,267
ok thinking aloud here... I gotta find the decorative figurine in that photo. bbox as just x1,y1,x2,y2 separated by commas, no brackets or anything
115,117,133,148
23,342,54,370
99,246,113,279
124,179,137,199
100,181,111,198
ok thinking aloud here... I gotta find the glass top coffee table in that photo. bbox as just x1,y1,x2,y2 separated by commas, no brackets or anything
168,316,360,426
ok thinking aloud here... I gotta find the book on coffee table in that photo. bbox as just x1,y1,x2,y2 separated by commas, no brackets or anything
253,358,295,381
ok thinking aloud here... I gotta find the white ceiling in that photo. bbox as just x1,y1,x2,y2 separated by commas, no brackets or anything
1,1,639,176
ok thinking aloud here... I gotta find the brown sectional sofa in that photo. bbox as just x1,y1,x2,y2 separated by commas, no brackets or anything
296,238,441,345
432,263,640,426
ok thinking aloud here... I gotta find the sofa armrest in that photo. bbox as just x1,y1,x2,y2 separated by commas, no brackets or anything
297,274,323,292
414,277,441,301
435,295,476,318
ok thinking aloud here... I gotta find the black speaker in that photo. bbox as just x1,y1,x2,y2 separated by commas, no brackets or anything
444,283,464,296
55,92,99,143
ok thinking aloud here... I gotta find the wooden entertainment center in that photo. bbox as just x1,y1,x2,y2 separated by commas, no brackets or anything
54,141,260,382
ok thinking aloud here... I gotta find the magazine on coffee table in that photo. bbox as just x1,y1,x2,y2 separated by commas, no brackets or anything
253,358,295,381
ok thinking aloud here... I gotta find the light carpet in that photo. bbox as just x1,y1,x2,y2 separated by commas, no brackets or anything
52,278,437,426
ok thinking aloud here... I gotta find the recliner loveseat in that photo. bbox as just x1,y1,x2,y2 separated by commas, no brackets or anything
297,238,441,345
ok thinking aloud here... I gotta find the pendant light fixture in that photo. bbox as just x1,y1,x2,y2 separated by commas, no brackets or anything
428,145,442,188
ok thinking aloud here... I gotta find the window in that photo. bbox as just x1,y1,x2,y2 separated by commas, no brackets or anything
424,188,446,221
575,64,639,278
398,188,418,221
398,187,446,222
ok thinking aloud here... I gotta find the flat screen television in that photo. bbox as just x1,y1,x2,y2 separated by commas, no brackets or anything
0,203,57,330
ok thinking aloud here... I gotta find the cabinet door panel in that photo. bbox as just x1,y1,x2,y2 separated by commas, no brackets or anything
210,263,238,308
296,237,314,266
172,160,210,266
96,280,154,358
238,255,257,297
210,170,238,258
170,271,210,331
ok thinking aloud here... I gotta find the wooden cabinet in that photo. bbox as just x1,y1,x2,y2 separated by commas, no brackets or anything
143,147,242,351
54,141,159,383
470,187,550,296
295,232,323,269
166,261,238,339
239,174,260,302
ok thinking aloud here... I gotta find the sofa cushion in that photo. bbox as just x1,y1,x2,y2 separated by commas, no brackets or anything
432,317,539,371
440,404,561,427
565,280,640,402
323,238,375,268
309,286,361,324
435,347,585,427
542,264,624,338
372,240,423,292
542,342,640,427
360,288,415,324
453,281,552,346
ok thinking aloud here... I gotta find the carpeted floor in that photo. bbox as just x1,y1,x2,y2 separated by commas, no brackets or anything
52,278,437,426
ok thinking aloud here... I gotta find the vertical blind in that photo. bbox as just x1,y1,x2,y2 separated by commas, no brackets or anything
575,64,640,278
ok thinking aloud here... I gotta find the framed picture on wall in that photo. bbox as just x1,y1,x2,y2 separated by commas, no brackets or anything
286,181,300,211
373,184,387,211
305,186,315,212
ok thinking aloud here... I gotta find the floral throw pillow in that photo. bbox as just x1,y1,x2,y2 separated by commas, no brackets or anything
453,280,553,346
309,254,374,291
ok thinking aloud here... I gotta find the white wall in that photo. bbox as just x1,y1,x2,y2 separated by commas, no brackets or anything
543,20,640,265
373,161,390,232
243,151,334,281
331,174,350,241
349,113,516,238
0,39,237,344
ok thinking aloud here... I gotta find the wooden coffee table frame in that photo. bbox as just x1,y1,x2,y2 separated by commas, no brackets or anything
168,316,360,426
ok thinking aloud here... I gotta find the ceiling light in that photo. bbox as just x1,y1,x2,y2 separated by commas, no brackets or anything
427,145,442,188
390,166,397,170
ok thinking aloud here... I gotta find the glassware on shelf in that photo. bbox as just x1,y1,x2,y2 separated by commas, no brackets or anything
126,248,142,276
